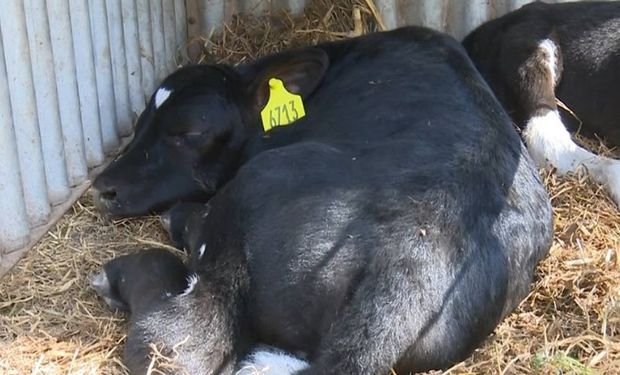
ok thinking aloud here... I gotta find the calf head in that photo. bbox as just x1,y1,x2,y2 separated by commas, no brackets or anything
91,249,189,313
93,49,329,217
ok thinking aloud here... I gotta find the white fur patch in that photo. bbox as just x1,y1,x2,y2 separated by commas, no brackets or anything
523,110,620,206
538,39,559,86
160,214,171,231
154,87,172,108
236,349,309,375
198,243,206,260
91,271,109,291
523,110,579,173
180,274,199,296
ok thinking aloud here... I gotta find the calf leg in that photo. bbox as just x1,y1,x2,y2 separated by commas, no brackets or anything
126,284,248,375
512,37,620,205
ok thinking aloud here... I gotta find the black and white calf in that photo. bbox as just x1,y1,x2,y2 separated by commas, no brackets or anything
463,1,620,205
92,26,553,374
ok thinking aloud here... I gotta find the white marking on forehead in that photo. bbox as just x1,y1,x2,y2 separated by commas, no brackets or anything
180,273,199,296
538,39,558,86
198,243,206,260
154,87,172,108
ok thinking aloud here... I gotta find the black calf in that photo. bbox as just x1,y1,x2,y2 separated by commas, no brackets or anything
93,26,552,374
463,1,620,205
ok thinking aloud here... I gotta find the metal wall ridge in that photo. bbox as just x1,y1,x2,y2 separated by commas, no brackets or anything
374,0,610,40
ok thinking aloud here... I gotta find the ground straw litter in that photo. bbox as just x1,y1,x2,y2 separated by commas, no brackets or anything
1,1,619,374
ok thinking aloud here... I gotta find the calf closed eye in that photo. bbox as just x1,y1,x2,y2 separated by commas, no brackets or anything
167,130,207,139
183,131,206,137
166,131,210,147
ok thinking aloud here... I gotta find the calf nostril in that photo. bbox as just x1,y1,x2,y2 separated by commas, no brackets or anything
99,188,117,202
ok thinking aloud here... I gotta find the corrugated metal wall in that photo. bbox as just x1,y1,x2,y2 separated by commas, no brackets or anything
184,0,308,37
182,0,600,41
0,0,185,270
0,0,609,271
373,0,607,40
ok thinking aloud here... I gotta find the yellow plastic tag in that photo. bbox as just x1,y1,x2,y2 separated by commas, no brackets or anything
260,78,306,132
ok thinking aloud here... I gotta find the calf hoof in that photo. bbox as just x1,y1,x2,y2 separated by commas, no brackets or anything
90,271,128,311
161,202,205,250
160,210,173,235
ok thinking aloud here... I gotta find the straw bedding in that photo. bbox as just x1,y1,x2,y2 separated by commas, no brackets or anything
1,1,618,374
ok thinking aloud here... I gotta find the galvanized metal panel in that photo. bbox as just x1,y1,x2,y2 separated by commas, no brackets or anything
107,0,133,136
186,0,309,37
175,0,189,51
151,0,167,83
373,0,613,40
0,0,184,262
163,0,177,72
197,0,225,36
122,0,146,117
70,0,105,168
89,0,120,154
137,0,157,98
47,0,89,186
0,0,50,227
25,0,71,205
0,31,30,253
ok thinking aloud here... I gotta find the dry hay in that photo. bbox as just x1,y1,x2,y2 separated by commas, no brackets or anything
1,1,619,374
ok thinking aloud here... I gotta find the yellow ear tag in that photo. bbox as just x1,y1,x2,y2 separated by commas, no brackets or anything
260,78,306,132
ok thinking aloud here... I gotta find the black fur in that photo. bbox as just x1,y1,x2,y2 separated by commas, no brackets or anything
91,249,194,373
91,248,189,314
94,26,553,374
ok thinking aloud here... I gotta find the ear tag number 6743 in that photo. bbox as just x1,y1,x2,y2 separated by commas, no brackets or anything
260,78,306,132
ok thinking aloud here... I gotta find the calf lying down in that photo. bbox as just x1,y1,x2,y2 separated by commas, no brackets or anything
95,180,550,375
463,1,620,205
90,26,553,374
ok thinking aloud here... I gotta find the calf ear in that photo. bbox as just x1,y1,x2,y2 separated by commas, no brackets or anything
248,48,329,112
